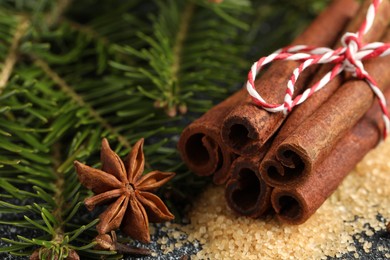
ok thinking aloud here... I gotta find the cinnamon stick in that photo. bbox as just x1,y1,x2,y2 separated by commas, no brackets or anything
225,155,272,218
220,0,359,156
260,0,390,187
269,27,390,187
271,86,390,224
178,90,244,185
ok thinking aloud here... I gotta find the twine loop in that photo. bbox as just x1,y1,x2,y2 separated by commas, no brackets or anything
246,0,390,138
340,32,365,77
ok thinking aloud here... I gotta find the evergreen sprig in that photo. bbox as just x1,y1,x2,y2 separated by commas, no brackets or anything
112,0,254,116
0,0,324,258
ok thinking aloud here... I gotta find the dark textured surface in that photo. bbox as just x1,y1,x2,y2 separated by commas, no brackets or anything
122,223,201,260
328,215,390,260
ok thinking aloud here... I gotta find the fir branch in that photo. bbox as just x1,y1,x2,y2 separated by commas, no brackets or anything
51,142,65,243
61,19,135,67
168,1,195,116
33,58,132,150
63,19,110,46
45,0,72,28
0,17,29,94
113,0,253,115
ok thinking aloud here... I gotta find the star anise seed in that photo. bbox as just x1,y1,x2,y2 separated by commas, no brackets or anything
74,138,175,243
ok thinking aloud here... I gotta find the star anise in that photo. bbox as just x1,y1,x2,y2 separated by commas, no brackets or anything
74,138,175,243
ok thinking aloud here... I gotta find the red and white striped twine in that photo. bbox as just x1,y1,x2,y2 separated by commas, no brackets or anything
246,0,390,139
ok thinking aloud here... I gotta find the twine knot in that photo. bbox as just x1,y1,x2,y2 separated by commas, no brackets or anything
246,0,390,139
341,32,365,79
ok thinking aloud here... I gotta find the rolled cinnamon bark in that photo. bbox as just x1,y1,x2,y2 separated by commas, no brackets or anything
271,86,390,225
220,0,359,156
178,90,244,185
270,27,390,187
260,0,390,187
225,155,272,218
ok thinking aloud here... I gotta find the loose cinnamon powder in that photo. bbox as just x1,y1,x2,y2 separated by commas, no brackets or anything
176,138,390,259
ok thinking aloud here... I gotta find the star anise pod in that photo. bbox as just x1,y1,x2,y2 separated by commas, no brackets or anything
74,138,175,243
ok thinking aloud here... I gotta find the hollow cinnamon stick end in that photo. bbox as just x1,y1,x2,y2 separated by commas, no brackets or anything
259,157,286,187
225,158,271,218
178,126,220,176
267,142,311,185
276,143,307,169
271,189,309,225
221,114,262,156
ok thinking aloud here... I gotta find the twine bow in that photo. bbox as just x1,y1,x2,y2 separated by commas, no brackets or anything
246,0,390,138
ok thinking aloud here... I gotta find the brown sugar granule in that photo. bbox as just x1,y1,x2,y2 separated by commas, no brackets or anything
176,138,390,259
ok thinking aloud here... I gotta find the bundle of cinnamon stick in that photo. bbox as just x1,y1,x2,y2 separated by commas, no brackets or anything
178,0,390,224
